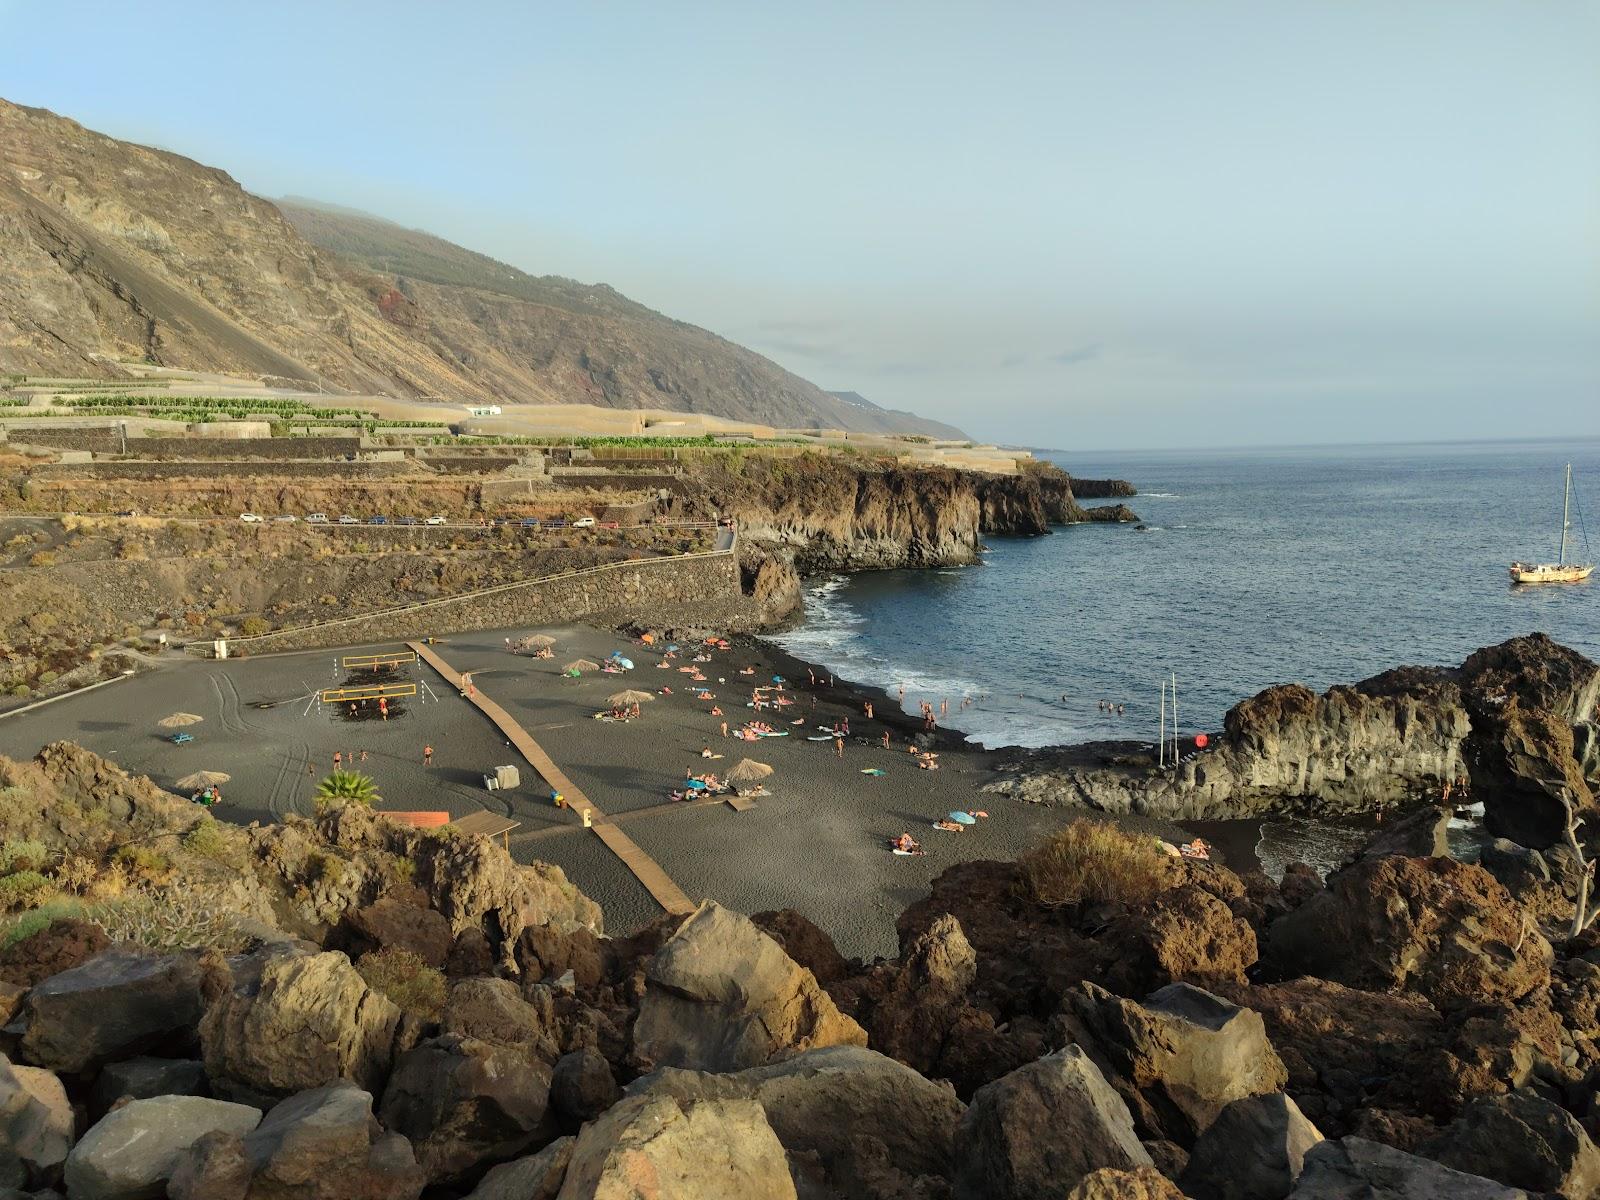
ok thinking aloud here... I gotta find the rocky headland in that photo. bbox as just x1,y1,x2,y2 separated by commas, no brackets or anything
991,633,1600,847
3,691,1599,1198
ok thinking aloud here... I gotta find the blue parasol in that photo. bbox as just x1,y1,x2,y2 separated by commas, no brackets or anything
949,811,977,825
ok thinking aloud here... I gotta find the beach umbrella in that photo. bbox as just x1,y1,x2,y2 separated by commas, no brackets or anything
608,689,655,707
176,770,230,790
563,658,600,673
614,657,635,670
727,759,774,784
685,778,708,791
949,811,977,825
513,634,557,651
157,712,204,729
771,675,786,684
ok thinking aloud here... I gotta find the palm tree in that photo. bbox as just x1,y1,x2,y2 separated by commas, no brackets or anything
314,770,381,813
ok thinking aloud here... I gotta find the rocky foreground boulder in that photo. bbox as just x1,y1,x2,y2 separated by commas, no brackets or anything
21,947,204,1074
63,1094,262,1200
631,901,866,1072
0,1052,73,1190
1289,1135,1531,1198
201,947,402,1101
954,1046,1152,1200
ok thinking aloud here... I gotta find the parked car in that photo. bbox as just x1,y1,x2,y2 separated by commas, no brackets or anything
305,513,329,524
274,514,298,523
239,512,263,523
425,515,446,525
369,516,388,525
546,519,567,529
598,520,620,529
572,517,597,528
397,516,418,526
520,518,540,528
338,515,361,525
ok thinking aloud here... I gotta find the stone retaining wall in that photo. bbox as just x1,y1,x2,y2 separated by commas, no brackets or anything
218,551,747,654
29,460,414,480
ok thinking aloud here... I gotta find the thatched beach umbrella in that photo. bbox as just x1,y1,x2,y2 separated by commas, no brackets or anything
726,759,774,785
608,689,655,707
513,633,557,652
564,658,600,673
176,770,230,790
157,712,204,729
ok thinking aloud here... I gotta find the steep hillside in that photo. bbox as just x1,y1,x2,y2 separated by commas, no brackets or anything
826,391,969,441
0,99,953,434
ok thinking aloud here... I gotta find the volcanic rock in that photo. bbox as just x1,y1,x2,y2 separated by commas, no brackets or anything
632,901,865,1073
1420,1089,1600,1199
0,919,109,989
1262,855,1551,1010
0,1053,72,1190
20,947,203,1074
200,948,401,1100
1180,1092,1324,1200
557,1092,796,1200
1289,1135,1529,1198
1063,982,1288,1145
632,1045,963,1197
63,1094,261,1200
1066,1169,1187,1200
953,1046,1152,1200
550,1048,620,1129
441,977,559,1062
167,1080,425,1200
377,1034,551,1184
463,1136,572,1200
750,909,851,984
91,1056,207,1117
332,891,453,968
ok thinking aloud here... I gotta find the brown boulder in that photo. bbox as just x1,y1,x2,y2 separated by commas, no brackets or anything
0,919,109,989
1262,856,1551,1010
200,948,401,1100
751,909,851,984
1180,1093,1324,1200
1290,1135,1529,1198
0,1052,73,1190
1421,1089,1600,1199
558,1092,796,1200
1063,982,1288,1146
515,924,603,989
632,902,866,1073
854,914,978,1078
168,1081,425,1200
377,1034,551,1184
332,891,453,968
441,977,560,1062
21,946,204,1074
1105,885,1259,992
1066,1168,1187,1200
954,1045,1152,1200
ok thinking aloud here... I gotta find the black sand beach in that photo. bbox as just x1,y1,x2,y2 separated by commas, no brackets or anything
0,623,1238,958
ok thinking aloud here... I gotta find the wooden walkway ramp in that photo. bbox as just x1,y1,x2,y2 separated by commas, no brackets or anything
408,641,695,915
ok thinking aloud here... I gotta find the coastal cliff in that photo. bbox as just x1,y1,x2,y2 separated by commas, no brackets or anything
992,634,1600,844
698,455,1135,620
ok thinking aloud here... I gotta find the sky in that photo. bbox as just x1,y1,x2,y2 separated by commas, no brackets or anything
1,1,1596,449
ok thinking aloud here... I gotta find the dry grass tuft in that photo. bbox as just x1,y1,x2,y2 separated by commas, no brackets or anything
357,948,446,1020
1018,820,1173,909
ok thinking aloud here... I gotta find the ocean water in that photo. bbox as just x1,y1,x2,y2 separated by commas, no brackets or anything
772,438,1600,751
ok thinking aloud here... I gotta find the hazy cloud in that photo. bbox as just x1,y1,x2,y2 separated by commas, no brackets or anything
1051,344,1102,366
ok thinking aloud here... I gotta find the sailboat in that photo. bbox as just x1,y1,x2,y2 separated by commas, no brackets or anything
1509,463,1593,584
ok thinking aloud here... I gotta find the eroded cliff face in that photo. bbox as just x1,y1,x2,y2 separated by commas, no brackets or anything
990,635,1600,839
704,457,1135,621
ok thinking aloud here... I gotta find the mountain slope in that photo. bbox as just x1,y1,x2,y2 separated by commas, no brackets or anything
0,98,961,435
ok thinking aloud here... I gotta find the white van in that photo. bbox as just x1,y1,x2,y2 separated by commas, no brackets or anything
572,517,596,528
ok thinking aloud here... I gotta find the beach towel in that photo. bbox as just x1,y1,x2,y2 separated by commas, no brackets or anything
860,768,886,776
806,735,834,741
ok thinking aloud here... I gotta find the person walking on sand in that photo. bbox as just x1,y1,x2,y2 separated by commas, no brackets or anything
882,730,891,750
720,721,728,737
835,737,844,760
898,684,905,704
360,749,368,764
379,697,388,721
333,751,342,771
864,701,874,720
423,744,434,766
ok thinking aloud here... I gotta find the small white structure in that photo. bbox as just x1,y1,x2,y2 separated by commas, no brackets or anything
466,405,503,417
213,638,229,660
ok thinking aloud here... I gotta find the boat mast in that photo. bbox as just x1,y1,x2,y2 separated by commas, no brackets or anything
1158,680,1167,768
1561,463,1572,567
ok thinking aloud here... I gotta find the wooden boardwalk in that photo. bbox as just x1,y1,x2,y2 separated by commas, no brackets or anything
408,641,695,916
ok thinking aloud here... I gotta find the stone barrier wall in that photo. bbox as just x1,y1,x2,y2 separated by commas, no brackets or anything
29,460,414,480
214,550,746,654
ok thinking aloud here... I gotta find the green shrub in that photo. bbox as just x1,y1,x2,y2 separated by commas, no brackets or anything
390,855,416,882
0,871,53,909
1,899,88,948
357,948,446,1020
0,840,48,873
113,844,175,883
91,883,243,952
182,818,248,870
306,849,346,886
239,616,271,637
1017,820,1172,909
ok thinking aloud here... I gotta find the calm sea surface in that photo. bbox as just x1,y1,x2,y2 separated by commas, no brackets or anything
773,438,1600,751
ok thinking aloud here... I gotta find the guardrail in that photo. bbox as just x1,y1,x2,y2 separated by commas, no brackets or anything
185,531,738,656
